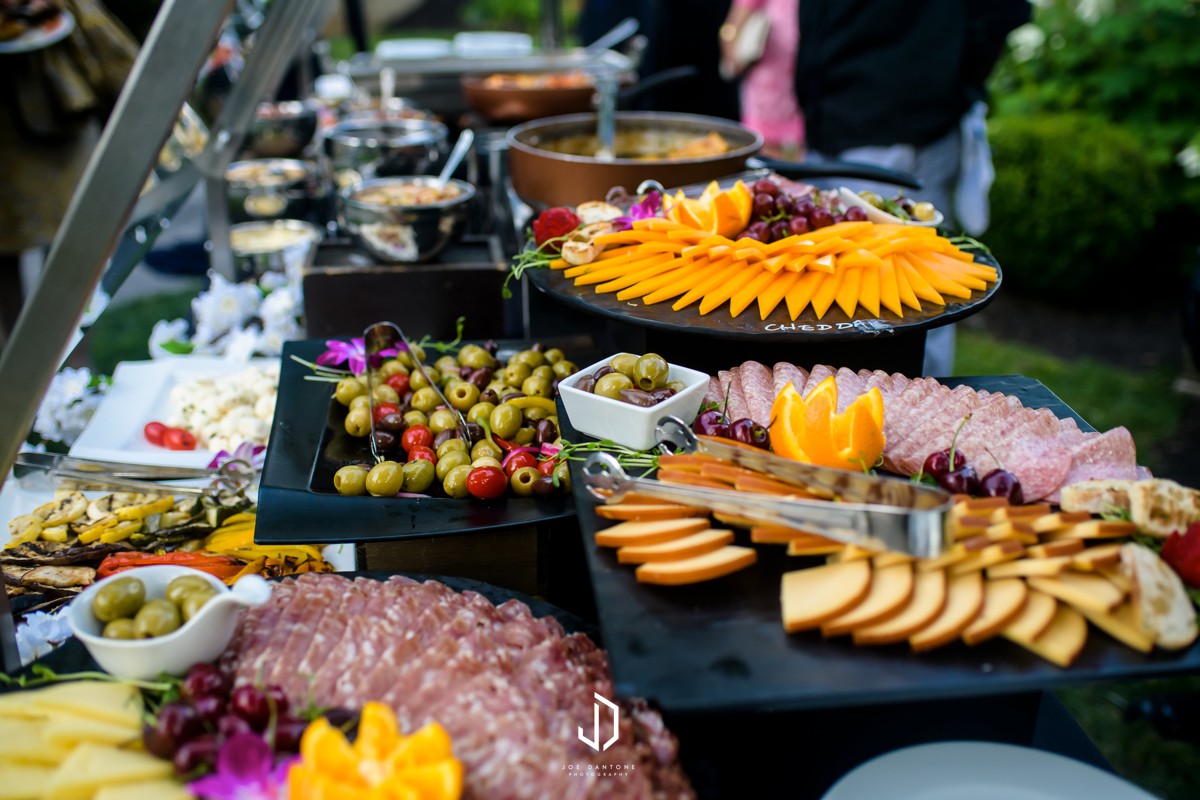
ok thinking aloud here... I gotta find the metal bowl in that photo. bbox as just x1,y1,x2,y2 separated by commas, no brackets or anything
325,118,449,183
338,176,475,264
224,158,330,224
230,219,323,281
245,100,319,159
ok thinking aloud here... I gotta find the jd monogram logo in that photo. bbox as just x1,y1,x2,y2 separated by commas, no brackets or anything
578,692,620,752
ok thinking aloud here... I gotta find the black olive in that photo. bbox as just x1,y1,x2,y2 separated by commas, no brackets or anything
574,374,596,394
483,339,499,356
501,391,526,403
433,429,459,449
531,475,556,496
619,388,657,407
467,367,494,389
377,412,406,433
372,430,397,451
531,342,545,353
650,388,676,403
464,422,484,443
535,418,558,446
479,388,500,405
593,366,615,380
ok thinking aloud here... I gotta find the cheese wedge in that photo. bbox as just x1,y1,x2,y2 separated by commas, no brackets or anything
594,517,710,548
635,545,756,585
595,503,711,521
949,539,1024,575
1043,520,1139,540
853,570,948,646
986,556,1072,579
42,712,141,747
45,744,173,800
1026,539,1085,559
782,560,873,633
1030,511,1092,533
19,682,142,728
1078,601,1154,654
0,762,55,800
1001,589,1058,642
990,503,1052,523
617,529,734,563
910,571,985,652
962,577,1028,645
93,780,195,800
821,562,915,637
1028,572,1125,616
0,719,72,764
1004,604,1088,668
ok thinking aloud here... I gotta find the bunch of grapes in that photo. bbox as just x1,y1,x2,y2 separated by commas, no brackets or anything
737,179,868,244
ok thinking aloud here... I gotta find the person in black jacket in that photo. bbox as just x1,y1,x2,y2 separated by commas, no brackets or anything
793,0,1029,374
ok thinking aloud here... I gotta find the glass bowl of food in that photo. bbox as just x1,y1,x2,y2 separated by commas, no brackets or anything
337,176,475,263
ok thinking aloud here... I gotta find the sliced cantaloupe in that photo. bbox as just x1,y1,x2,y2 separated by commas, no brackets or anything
782,559,873,633
910,571,985,652
1077,600,1154,654
635,545,757,586
617,529,734,564
962,577,1028,646
852,570,948,646
1004,603,1088,668
594,517,711,548
986,556,1072,579
821,562,914,637
595,503,711,521
1000,589,1058,643
1027,572,1125,616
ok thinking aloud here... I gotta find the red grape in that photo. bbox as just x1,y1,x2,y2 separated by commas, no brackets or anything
810,208,835,229
192,695,225,727
230,685,271,730
752,193,775,218
181,662,230,702
751,178,780,197
729,418,769,449
272,715,309,752
143,722,176,760
174,735,220,776
217,713,254,741
787,216,811,236
769,221,790,243
156,702,202,746
746,221,770,240
844,206,869,221
265,685,290,718
793,197,816,217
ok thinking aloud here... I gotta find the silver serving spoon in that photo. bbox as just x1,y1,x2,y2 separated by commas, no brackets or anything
435,128,474,189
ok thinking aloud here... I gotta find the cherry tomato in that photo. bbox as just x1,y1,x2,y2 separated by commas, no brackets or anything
504,452,537,477
143,421,168,446
466,466,508,500
407,445,436,464
537,459,557,477
163,428,197,451
372,402,401,424
385,373,410,396
401,425,433,453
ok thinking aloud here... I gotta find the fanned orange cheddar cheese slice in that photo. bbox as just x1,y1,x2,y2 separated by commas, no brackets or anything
617,529,734,564
635,545,757,585
594,504,710,522
852,570,947,646
781,559,872,633
594,517,711,547
821,562,914,637
1004,603,1088,668
962,577,1028,646
909,571,984,652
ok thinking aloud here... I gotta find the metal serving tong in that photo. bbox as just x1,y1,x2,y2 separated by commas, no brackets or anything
12,453,253,497
362,321,469,462
580,416,954,557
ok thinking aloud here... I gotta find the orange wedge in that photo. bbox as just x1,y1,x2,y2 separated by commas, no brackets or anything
768,384,810,462
833,387,887,471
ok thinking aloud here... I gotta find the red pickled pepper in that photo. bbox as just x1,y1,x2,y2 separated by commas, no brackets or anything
1161,522,1200,588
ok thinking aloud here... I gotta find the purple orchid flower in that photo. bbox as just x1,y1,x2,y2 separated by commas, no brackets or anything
315,338,401,375
207,441,267,472
612,190,663,232
188,734,294,800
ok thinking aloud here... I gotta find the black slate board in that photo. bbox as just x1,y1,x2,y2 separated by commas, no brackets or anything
562,375,1200,714
255,340,576,544
527,248,1001,342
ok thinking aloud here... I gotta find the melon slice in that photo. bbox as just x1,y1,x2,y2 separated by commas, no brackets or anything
635,545,756,585
1004,603,1088,668
852,570,948,646
1000,589,1058,642
617,529,734,563
595,503,711,521
1028,572,1125,616
821,562,914,637
962,577,1028,646
910,571,985,652
1077,601,1154,654
594,517,710,548
781,560,873,633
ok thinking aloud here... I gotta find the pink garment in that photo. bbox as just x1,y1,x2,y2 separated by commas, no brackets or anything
735,0,804,149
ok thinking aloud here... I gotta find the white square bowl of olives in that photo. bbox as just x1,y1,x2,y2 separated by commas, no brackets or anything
68,566,271,681
559,353,710,451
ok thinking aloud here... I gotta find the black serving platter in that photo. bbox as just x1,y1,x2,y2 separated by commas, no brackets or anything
255,340,579,544
527,247,1001,343
562,375,1200,714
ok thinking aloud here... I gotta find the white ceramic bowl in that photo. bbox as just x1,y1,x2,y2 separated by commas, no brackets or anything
837,187,944,227
68,566,271,680
559,354,710,450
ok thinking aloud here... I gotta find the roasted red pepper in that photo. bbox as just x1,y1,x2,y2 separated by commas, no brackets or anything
97,551,244,581
1160,522,1200,588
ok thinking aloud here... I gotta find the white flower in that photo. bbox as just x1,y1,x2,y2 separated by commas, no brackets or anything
19,441,47,454
16,608,73,665
32,367,103,445
192,271,263,341
1177,143,1200,179
1007,23,1045,63
259,285,297,328
258,271,290,293
149,318,191,359
80,285,110,328
223,324,263,362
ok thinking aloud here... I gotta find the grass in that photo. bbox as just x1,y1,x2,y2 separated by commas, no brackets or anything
85,290,195,376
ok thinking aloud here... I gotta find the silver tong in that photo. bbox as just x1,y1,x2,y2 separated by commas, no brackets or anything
581,417,953,557
12,453,253,497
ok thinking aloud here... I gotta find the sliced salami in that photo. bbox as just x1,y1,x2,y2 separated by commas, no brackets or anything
773,362,809,399
802,364,836,398
726,368,752,423
834,367,869,413
739,360,775,426
703,376,724,408
1060,427,1139,486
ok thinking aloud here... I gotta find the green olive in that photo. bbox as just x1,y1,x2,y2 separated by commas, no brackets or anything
345,407,372,437
446,382,480,412
593,372,633,399
180,589,216,623
633,353,670,391
371,384,400,405
472,456,503,470
509,466,540,497
544,348,565,365
511,349,545,368
436,438,468,460
403,410,429,428
501,363,531,386
409,367,441,391
458,345,495,370
378,359,408,379
102,618,138,639
402,460,436,493
365,461,404,496
466,401,496,426
133,599,181,639
609,353,639,378
434,355,459,375
435,450,471,480
666,380,686,393
521,376,552,399
471,439,502,462
912,201,937,221
349,395,372,413
442,464,473,499
514,426,536,446
334,377,367,406
552,360,579,380
333,464,369,496
490,403,522,439
411,387,441,413
92,577,146,623
554,462,572,491
532,365,555,381
428,408,458,434
165,575,215,607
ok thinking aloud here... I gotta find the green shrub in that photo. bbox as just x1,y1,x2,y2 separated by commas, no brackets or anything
986,113,1162,304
